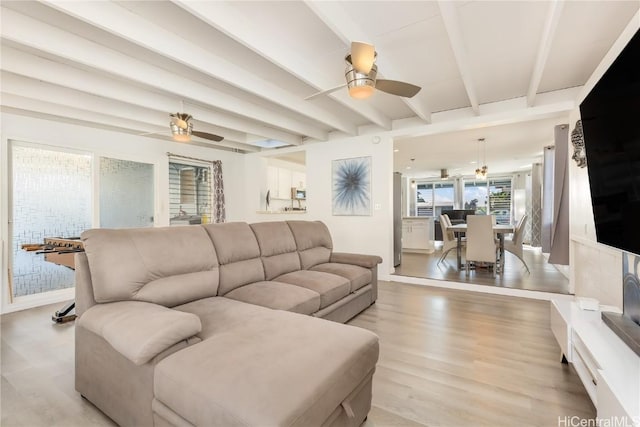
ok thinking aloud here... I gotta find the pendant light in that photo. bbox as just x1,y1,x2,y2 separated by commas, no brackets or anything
475,138,488,179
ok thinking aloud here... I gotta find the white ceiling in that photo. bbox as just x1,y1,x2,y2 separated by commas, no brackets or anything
395,116,568,178
1,1,638,159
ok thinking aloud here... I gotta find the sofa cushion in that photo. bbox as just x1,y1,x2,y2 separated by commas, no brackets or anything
287,221,332,269
82,226,219,306
154,308,379,427
250,221,301,280
224,281,320,315
275,270,350,309
203,222,265,295
79,301,202,366
174,297,268,340
310,263,372,292
250,221,297,256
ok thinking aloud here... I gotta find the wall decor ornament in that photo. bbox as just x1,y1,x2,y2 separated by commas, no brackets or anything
332,156,371,216
571,120,587,168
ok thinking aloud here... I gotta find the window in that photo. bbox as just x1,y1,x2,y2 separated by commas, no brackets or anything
169,160,212,225
461,177,513,222
463,180,488,214
488,177,513,224
415,181,454,217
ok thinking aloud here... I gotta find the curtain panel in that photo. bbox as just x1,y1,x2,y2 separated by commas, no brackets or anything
212,160,226,223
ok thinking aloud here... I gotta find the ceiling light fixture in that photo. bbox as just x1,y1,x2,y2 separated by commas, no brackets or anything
346,55,377,99
475,138,488,180
170,121,192,143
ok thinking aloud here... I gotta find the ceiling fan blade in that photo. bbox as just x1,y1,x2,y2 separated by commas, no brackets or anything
376,79,422,98
351,42,375,74
192,130,224,142
304,83,348,100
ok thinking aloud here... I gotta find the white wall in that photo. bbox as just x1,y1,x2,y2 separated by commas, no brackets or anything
243,135,395,278
568,107,623,308
567,12,639,309
0,113,245,313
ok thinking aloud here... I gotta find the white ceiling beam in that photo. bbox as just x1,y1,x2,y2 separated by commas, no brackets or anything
437,1,480,115
173,0,392,130
1,93,159,134
0,8,323,141
389,88,577,140
45,0,356,136
2,78,259,152
0,71,251,145
2,46,302,146
304,0,432,123
527,0,565,107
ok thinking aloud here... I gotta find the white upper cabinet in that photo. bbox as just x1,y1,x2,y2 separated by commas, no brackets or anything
267,165,306,199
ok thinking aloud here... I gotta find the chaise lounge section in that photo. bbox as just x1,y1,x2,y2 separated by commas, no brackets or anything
75,220,381,426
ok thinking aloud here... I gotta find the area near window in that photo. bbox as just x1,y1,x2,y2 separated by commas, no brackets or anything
169,159,213,225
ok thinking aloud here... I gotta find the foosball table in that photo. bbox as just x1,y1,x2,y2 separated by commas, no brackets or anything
21,237,84,323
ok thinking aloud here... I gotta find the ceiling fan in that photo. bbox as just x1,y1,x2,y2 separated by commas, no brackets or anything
168,113,224,143
305,42,422,100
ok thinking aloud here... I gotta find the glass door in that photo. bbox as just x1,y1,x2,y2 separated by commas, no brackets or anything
10,143,92,298
99,157,154,228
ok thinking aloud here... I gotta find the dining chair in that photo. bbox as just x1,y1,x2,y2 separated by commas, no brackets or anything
503,215,530,273
465,214,499,277
437,214,464,264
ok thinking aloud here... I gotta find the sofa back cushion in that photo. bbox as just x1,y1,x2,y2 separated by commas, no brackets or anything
287,221,333,269
250,221,301,280
203,222,265,295
82,226,219,307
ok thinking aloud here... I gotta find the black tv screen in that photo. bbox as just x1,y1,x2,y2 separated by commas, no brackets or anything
581,29,640,256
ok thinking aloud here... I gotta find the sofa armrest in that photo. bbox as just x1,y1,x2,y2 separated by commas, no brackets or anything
78,301,201,366
330,252,382,268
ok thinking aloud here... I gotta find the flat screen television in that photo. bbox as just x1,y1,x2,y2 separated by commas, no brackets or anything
581,29,640,256
581,29,640,344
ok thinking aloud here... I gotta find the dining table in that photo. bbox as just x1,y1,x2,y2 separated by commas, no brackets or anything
447,223,515,272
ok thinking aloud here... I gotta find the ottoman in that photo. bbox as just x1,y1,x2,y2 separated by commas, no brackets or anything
152,308,379,427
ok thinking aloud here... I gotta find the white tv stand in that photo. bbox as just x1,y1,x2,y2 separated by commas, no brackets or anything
550,300,640,426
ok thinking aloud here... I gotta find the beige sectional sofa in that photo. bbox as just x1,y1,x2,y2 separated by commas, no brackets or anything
75,220,381,426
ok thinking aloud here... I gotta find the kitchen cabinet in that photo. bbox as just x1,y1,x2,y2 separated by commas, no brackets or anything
267,166,306,199
402,217,434,253
291,171,306,191
278,168,292,200
267,166,279,197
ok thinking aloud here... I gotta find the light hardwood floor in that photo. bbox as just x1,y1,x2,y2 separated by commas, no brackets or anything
1,281,594,426
393,245,570,295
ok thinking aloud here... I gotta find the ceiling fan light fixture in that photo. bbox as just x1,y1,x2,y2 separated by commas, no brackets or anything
348,85,375,99
170,121,192,142
345,61,377,99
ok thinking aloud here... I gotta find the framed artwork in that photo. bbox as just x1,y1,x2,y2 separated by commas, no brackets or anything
332,156,371,216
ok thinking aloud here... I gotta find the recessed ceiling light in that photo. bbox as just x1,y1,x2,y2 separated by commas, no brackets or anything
470,161,477,164
406,166,412,170
394,149,399,152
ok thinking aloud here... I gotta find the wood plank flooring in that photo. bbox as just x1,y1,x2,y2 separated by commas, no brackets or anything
1,282,593,426
393,245,570,294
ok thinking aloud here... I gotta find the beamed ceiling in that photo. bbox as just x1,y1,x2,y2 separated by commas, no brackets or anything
1,1,638,162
